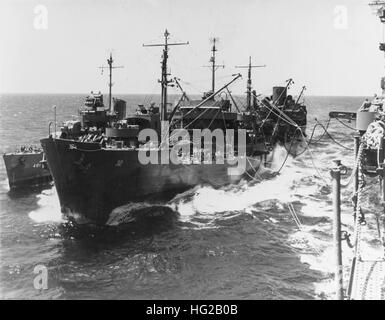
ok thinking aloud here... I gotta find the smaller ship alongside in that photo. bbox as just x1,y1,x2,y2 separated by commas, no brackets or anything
235,57,307,147
258,82,307,147
3,146,52,189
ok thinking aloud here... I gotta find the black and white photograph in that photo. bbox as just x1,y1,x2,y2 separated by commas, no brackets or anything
0,0,385,305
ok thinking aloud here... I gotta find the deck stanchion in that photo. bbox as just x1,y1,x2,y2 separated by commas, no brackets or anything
381,164,385,204
331,159,344,300
378,139,385,251
53,105,57,138
353,135,360,220
381,137,385,205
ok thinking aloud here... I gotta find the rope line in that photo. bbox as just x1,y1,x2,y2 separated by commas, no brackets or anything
288,203,323,256
334,117,357,131
313,120,353,151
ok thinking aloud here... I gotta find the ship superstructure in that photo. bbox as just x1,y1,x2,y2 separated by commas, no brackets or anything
41,30,307,225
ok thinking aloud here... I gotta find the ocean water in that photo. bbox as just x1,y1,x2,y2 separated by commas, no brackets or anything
0,93,383,299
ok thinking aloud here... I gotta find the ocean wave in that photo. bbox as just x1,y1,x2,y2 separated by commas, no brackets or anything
28,187,64,223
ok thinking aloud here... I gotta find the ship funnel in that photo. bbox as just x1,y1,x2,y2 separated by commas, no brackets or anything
113,98,127,121
272,86,287,106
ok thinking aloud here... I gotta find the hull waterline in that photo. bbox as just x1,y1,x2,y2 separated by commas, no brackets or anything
41,137,268,224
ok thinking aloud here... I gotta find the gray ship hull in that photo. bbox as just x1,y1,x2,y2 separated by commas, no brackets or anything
3,152,52,189
41,137,268,224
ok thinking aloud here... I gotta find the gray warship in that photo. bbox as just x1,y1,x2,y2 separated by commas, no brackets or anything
41,31,307,224
3,146,51,189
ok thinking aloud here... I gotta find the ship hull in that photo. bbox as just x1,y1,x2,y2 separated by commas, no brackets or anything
3,152,52,189
41,137,268,225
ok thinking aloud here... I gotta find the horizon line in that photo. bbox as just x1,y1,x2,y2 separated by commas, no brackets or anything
0,92,373,98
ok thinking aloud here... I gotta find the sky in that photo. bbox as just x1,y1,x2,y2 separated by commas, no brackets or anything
0,0,384,96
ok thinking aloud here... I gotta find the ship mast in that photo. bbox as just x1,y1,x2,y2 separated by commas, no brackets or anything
370,1,385,45
99,53,124,111
143,30,189,122
235,57,266,110
370,0,385,9
203,38,225,93
370,1,385,93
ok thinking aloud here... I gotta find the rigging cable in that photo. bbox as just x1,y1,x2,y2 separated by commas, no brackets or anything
313,119,354,151
334,117,357,131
